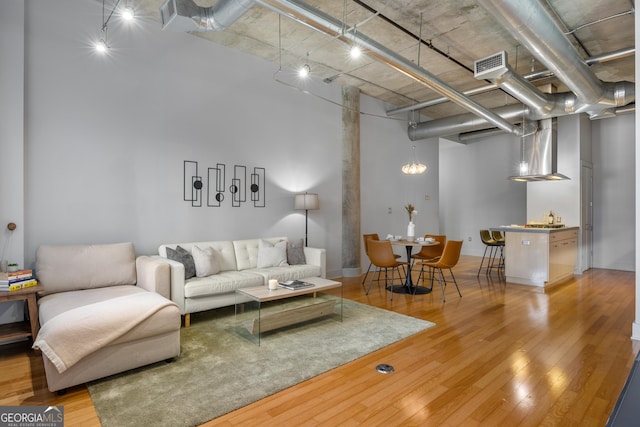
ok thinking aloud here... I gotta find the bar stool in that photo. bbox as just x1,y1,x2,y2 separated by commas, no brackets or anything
477,230,501,276
491,230,505,270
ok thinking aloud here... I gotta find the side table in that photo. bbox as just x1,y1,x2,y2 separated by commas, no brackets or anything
0,283,43,344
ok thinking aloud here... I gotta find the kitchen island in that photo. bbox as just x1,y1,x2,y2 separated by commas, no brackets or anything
491,226,579,288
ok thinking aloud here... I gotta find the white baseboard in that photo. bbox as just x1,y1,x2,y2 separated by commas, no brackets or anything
632,322,640,341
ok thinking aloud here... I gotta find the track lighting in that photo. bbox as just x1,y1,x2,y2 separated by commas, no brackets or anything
94,0,135,54
95,38,109,53
122,5,135,21
350,45,362,59
299,63,311,77
350,25,362,59
299,52,311,77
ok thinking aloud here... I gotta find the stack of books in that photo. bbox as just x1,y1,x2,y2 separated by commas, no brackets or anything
0,269,38,292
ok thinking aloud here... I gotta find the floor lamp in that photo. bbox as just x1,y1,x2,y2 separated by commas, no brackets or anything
294,192,319,246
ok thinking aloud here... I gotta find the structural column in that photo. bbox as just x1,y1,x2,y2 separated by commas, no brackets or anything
342,86,361,277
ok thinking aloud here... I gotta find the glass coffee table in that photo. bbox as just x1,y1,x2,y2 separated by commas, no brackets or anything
235,277,342,345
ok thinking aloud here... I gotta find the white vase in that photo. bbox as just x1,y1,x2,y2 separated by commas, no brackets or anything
407,222,415,241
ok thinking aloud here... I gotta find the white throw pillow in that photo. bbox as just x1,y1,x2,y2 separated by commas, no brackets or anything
257,239,289,268
191,245,221,277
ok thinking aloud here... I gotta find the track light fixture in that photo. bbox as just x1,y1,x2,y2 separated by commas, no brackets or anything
299,63,311,77
94,0,135,54
349,25,362,59
350,45,362,59
122,2,135,21
299,52,311,77
95,37,109,53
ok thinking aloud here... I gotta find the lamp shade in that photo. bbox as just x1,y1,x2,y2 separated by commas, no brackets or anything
294,193,319,210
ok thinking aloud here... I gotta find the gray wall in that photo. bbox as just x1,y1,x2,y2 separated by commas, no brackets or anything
4,0,433,282
592,113,635,271
438,112,635,269
439,134,527,256
0,0,25,323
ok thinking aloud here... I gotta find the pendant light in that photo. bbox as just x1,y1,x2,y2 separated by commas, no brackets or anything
402,145,427,175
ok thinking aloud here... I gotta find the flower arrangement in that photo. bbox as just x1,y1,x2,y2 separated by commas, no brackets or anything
405,203,417,223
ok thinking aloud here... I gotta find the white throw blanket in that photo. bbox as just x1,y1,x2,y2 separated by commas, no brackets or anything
33,292,176,373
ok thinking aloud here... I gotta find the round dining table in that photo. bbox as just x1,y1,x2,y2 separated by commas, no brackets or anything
389,239,440,295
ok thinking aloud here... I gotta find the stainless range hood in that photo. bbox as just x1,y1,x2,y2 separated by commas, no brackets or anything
509,118,570,182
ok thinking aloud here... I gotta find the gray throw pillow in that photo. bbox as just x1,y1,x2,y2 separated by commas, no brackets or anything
287,239,306,265
166,245,196,280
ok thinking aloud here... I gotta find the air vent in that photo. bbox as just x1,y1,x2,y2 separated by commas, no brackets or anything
160,0,177,27
160,0,202,32
474,51,508,79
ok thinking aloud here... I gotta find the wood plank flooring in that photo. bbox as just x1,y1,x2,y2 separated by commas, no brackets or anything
1,255,638,426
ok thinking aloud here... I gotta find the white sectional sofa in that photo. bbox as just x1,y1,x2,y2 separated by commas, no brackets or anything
156,237,326,327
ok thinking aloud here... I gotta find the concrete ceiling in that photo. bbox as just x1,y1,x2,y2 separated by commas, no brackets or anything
135,0,635,122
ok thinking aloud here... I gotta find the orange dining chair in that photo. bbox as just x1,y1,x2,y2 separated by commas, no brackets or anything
362,233,403,288
418,240,463,302
412,235,446,284
365,239,410,301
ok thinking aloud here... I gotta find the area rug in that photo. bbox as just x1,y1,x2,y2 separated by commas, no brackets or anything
87,299,435,427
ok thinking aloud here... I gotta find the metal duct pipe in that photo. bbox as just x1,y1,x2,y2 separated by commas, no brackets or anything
477,0,605,106
387,47,634,116
161,0,256,32
409,0,635,141
254,0,522,136
408,104,529,140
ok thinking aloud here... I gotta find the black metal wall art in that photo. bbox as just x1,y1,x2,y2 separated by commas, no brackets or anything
183,161,202,207
252,167,265,208
183,160,265,208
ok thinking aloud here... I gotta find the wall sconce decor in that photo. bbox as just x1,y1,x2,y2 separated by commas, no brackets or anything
207,163,225,207
183,160,202,207
183,160,266,208
251,167,266,208
231,165,246,207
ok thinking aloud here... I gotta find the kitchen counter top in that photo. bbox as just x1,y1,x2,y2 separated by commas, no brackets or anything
491,225,579,234
491,226,579,288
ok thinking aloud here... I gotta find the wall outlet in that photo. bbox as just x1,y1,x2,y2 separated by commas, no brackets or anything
388,207,392,214
468,236,472,242
424,195,431,200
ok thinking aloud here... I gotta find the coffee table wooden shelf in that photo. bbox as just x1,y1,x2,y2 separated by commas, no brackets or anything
235,277,342,345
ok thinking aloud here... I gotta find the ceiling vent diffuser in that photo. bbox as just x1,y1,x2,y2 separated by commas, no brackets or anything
474,51,508,80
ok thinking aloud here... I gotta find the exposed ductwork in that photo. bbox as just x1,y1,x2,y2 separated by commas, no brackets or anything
162,0,633,176
160,0,256,32
387,47,634,116
410,0,635,141
163,0,525,137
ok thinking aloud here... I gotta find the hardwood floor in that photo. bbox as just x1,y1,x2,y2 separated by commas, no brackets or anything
1,255,638,426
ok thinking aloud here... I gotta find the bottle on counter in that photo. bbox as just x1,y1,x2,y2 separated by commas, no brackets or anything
548,211,555,225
